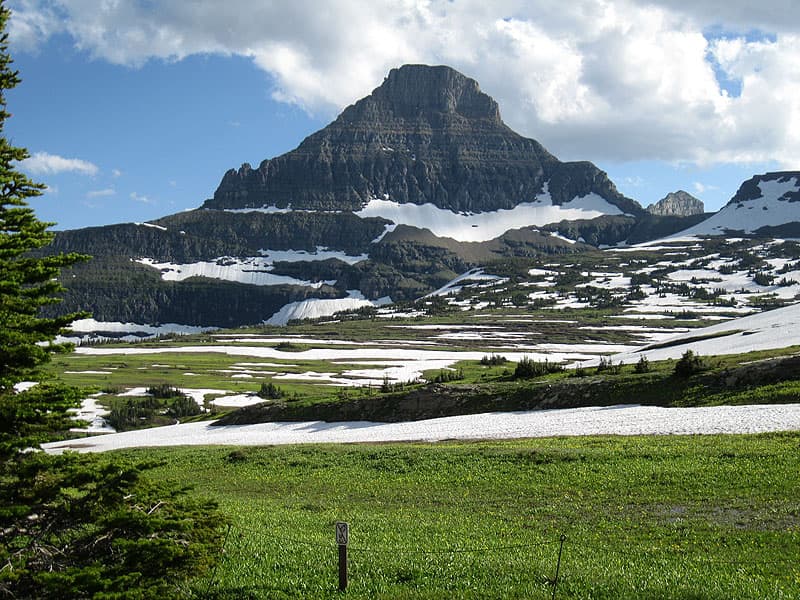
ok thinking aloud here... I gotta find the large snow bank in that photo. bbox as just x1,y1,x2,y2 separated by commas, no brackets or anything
592,301,800,365
355,189,625,243
42,403,800,454
136,257,329,287
266,292,391,326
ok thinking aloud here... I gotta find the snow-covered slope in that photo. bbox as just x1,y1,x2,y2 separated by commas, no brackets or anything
266,292,391,325
42,403,800,454
355,186,627,243
594,301,800,365
676,173,800,237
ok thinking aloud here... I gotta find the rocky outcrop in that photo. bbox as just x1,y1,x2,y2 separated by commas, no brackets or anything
207,64,642,216
646,191,704,217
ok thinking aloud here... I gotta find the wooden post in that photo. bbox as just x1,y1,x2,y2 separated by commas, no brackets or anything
336,521,349,591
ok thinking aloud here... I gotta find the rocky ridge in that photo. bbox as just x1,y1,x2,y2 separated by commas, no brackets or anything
647,190,704,217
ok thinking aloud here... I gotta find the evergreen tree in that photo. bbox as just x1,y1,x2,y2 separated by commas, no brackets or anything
0,5,224,597
0,3,89,456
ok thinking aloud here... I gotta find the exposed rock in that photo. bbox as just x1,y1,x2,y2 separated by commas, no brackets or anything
646,190,704,217
207,64,642,216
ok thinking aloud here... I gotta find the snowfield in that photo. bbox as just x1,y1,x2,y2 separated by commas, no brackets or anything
136,257,329,287
591,301,800,365
355,191,625,242
266,292,392,325
42,403,800,454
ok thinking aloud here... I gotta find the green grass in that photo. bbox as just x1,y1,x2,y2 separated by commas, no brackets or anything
118,433,800,599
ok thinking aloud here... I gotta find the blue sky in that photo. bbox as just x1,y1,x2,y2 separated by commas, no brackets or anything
8,36,327,229
7,1,798,230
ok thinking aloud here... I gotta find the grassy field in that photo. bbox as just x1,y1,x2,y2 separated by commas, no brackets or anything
116,433,800,599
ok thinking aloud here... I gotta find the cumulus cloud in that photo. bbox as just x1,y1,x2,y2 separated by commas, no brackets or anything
693,181,719,195
86,188,115,198
130,191,154,204
8,0,800,167
18,151,99,176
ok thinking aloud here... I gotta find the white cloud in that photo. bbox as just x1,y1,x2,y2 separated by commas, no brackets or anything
130,192,154,204
8,0,800,168
111,168,123,178
86,188,115,198
693,181,719,195
7,0,61,52
18,151,99,176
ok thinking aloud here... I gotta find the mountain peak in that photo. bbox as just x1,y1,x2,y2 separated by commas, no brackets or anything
206,64,639,216
366,64,501,121
647,190,704,217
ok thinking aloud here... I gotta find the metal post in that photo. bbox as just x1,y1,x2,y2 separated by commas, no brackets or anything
336,521,349,592
338,543,348,591
551,533,566,600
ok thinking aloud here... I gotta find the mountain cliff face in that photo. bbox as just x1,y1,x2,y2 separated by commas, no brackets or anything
647,191,704,217
207,64,641,216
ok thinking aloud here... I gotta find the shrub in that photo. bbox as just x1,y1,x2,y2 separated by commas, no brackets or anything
753,271,774,286
168,394,202,418
634,355,650,373
674,350,705,377
480,354,508,366
147,383,183,399
514,357,564,379
258,381,286,399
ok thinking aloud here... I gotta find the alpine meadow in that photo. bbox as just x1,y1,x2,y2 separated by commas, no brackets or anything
3,0,800,598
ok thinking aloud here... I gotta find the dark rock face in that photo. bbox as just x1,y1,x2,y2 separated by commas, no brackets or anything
728,171,800,205
207,64,641,216
647,190,705,217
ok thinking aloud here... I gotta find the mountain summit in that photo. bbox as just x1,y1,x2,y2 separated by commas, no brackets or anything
207,64,641,215
647,191,704,217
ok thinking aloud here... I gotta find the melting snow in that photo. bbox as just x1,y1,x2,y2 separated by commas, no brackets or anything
136,257,328,288
266,292,392,326
41,403,800,454
355,192,625,242
135,222,167,231
592,301,800,364
257,246,367,265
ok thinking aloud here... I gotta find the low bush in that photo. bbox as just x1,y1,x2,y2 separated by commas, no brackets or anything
674,350,705,377
514,357,564,379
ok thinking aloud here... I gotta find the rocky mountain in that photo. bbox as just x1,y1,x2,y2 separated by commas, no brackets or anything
208,64,642,217
647,190,704,217
39,66,800,329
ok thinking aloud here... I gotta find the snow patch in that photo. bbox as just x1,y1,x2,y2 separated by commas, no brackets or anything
266,292,391,326
41,404,800,454
136,257,328,287
135,222,167,231
355,192,626,243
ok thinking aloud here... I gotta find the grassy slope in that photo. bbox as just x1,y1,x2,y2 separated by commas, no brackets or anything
128,433,800,599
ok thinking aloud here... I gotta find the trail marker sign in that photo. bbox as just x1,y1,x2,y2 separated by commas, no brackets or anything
336,522,349,591
335,521,349,545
